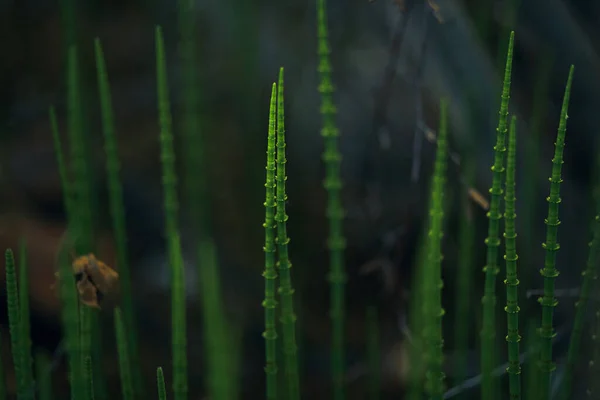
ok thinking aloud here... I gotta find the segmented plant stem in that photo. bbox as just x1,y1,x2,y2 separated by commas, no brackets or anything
114,308,134,400
275,67,300,400
18,241,34,394
454,157,476,389
316,1,347,398
5,249,24,397
423,99,448,400
481,31,514,400
94,38,142,398
562,113,600,400
504,116,521,400
156,368,167,400
156,26,188,400
263,82,279,400
537,65,574,399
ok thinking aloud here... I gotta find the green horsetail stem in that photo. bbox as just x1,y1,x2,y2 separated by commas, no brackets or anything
156,368,167,400
94,38,142,399
563,152,600,399
57,237,86,400
155,25,188,400
49,107,75,221
537,65,574,399
453,157,476,389
480,31,514,400
316,1,347,398
0,331,6,400
18,241,34,394
5,249,24,397
423,99,448,400
114,308,134,400
84,356,95,400
262,82,279,400
504,116,521,400
275,67,300,400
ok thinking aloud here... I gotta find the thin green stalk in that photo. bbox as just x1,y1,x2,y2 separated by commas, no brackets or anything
0,332,6,400
114,308,134,400
35,352,52,400
84,356,95,400
316,1,346,398
561,136,600,400
155,25,188,400
157,368,167,400
57,235,85,400
453,156,476,391
18,240,34,394
176,0,211,239
504,116,521,400
94,38,142,398
5,249,24,398
263,82,279,400
275,67,300,400
366,307,380,400
480,31,514,400
198,239,234,400
537,65,574,399
49,107,75,221
423,99,448,400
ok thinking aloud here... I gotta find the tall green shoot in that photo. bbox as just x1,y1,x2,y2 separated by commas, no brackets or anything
480,31,514,400
275,67,300,400
316,1,347,397
504,116,521,399
263,82,279,400
94,38,143,398
422,99,449,400
155,25,188,400
537,65,574,399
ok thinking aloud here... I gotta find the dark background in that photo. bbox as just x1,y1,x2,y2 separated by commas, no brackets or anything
0,0,599,398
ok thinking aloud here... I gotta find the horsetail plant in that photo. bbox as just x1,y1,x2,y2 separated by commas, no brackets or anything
262,82,279,400
422,99,448,400
5,249,24,398
275,67,300,400
316,1,347,398
57,235,86,400
537,65,574,399
157,368,167,400
480,30,514,400
0,332,6,400
18,241,34,395
114,308,134,400
562,136,600,399
155,25,188,400
94,38,142,398
503,116,521,400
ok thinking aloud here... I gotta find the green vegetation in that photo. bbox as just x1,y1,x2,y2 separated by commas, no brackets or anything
1,2,597,400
